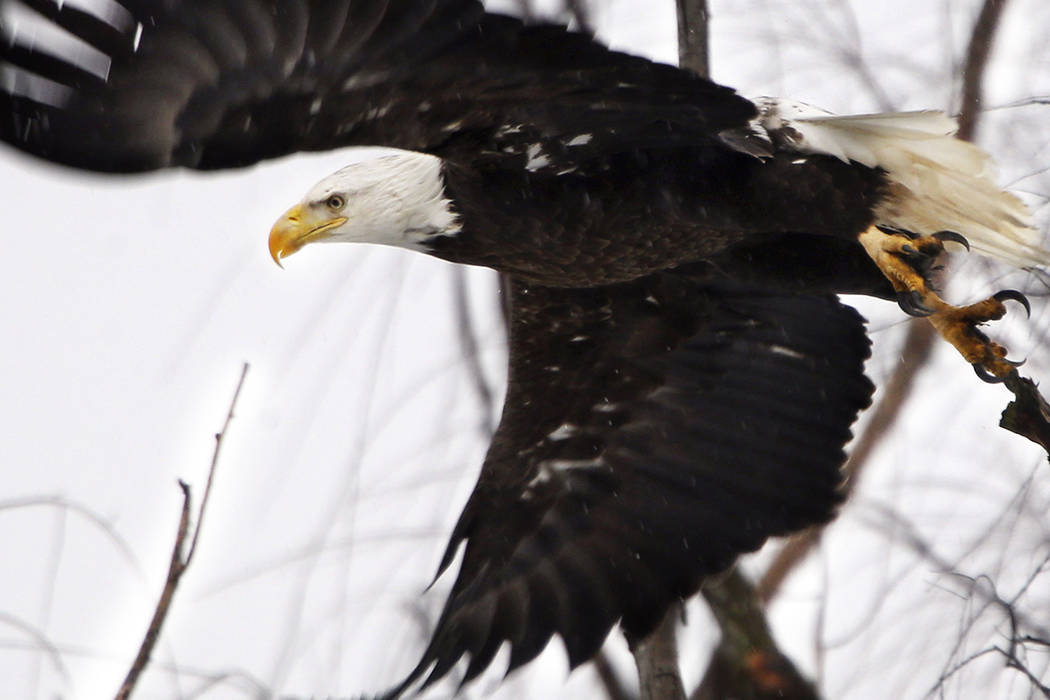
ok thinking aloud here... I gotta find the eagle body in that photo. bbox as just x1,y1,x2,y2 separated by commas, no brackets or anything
1,0,1046,696
432,148,889,287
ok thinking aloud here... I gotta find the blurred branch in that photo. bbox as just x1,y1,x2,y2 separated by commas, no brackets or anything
694,570,820,700
869,504,1050,642
676,0,709,77
452,269,499,435
565,0,593,32
956,0,1008,141
114,363,249,700
987,95,1050,111
592,650,635,700
0,612,70,687
0,495,145,579
630,606,686,700
874,502,1050,695
514,0,592,32
828,0,896,112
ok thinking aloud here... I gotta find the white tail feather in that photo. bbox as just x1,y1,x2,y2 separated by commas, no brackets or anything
755,99,1048,269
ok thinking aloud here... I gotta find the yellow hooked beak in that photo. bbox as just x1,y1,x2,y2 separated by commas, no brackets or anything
268,203,348,267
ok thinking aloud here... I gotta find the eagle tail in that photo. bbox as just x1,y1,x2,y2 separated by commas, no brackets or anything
753,100,1048,269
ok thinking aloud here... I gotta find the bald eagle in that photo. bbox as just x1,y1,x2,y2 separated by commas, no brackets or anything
1,0,1046,696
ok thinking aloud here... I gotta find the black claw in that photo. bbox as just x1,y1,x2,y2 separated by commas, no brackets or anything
897,290,934,317
993,289,1031,318
1005,357,1027,368
973,364,1008,384
932,230,971,251
876,224,921,239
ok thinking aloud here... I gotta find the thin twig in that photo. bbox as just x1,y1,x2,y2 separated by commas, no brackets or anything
113,483,193,700
186,362,249,566
0,612,71,685
113,363,250,700
452,268,499,436
0,495,145,577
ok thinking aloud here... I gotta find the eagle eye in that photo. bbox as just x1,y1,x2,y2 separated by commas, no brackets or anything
325,194,346,210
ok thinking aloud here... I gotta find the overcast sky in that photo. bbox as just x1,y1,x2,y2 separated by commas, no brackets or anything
1,1,1049,699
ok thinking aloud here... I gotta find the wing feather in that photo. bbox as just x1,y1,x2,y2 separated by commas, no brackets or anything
379,272,873,696
0,0,754,172
14,0,133,57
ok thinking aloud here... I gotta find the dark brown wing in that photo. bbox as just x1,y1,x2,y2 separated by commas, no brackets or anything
381,270,873,696
0,0,754,172
0,0,483,169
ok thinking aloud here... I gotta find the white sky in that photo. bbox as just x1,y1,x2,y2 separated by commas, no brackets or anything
1,1,1049,699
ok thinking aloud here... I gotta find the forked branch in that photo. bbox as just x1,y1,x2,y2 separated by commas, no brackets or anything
114,363,249,700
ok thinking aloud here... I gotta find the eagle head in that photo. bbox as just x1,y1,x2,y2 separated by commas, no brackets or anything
268,150,460,266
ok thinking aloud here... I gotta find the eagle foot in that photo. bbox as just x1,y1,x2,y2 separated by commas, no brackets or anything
861,226,963,317
927,293,1029,382
860,225,1028,381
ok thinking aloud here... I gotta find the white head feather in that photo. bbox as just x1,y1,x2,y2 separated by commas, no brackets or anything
298,150,459,252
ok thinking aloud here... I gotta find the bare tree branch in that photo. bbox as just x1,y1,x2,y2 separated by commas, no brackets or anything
694,570,820,700
184,363,248,568
113,481,192,700
956,0,1009,142
676,0,709,77
630,606,686,700
114,363,249,700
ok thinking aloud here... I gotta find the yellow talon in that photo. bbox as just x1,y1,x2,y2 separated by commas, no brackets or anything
859,224,1027,382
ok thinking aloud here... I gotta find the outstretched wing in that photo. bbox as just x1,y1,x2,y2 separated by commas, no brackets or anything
0,0,754,172
384,270,873,695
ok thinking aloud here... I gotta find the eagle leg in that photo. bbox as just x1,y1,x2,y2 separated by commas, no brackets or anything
858,225,1029,382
